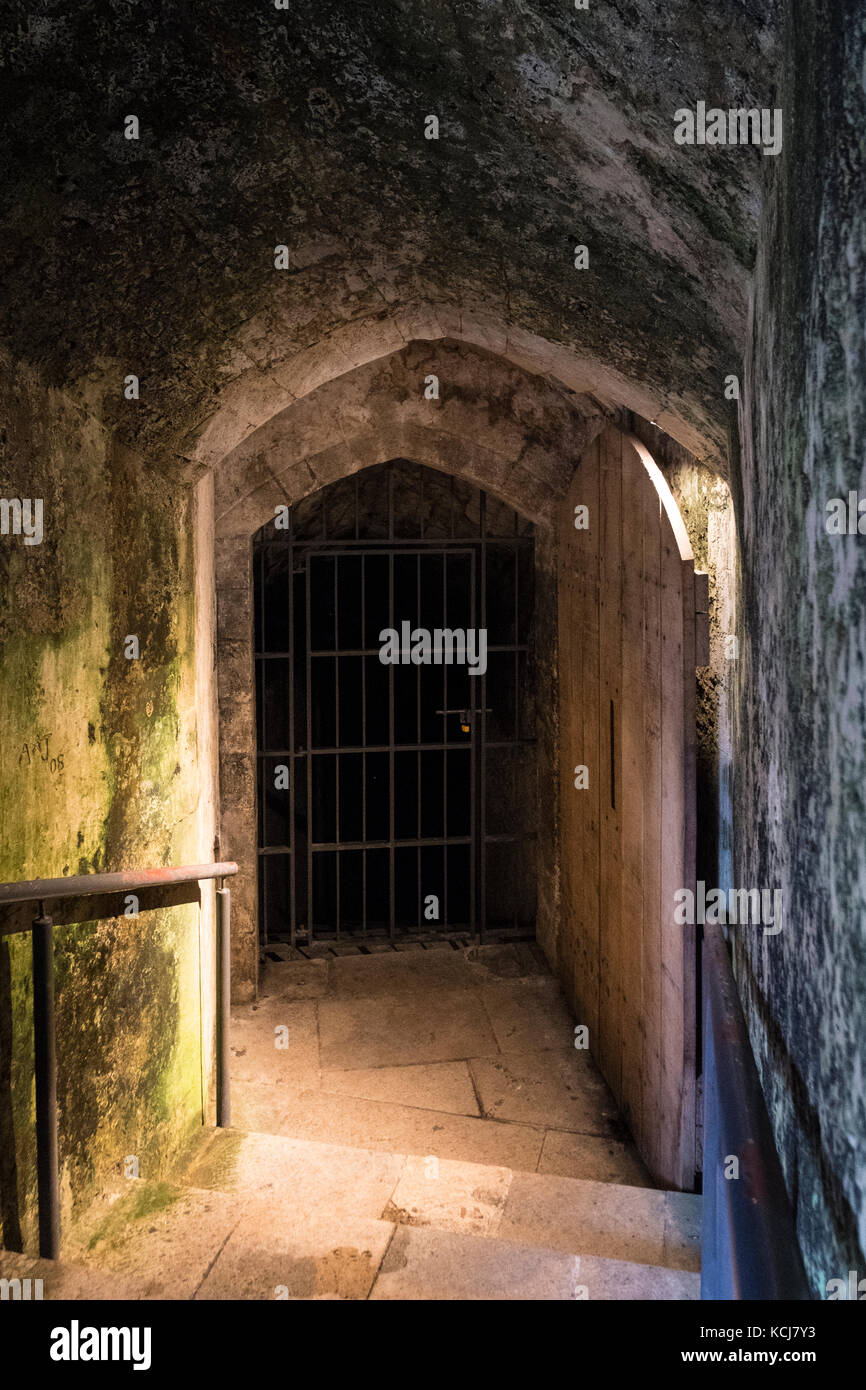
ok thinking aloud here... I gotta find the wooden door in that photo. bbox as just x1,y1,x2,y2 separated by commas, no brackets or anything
558,424,705,1190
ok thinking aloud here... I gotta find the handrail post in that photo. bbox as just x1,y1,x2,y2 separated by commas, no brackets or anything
0,861,239,1245
215,880,231,1128
32,904,60,1260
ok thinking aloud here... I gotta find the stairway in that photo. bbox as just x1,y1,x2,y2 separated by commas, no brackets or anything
3,1126,701,1301
2,945,705,1300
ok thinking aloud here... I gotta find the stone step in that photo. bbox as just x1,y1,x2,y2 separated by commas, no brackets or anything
4,1221,698,1303
181,1126,701,1273
0,1247,151,1301
369,1224,700,1302
15,1184,697,1302
10,1119,701,1301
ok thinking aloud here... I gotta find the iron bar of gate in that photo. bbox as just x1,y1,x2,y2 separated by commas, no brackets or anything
265,740,488,755
261,834,527,853
442,552,449,928
258,740,534,764
468,549,478,938
388,550,396,941
512,527,519,932
361,554,367,939
701,924,811,1299
416,553,421,933
388,474,395,934
258,547,268,952
0,862,237,1260
479,493,487,943
265,535,532,550
310,836,472,852
305,553,314,940
335,555,341,939
256,643,531,658
288,529,297,947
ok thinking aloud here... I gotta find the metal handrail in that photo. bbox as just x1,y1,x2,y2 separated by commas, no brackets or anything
0,862,236,909
701,924,811,1299
0,861,238,1261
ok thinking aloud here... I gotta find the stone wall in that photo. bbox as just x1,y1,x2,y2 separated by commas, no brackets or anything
0,358,217,1251
0,1,774,470
733,0,866,1293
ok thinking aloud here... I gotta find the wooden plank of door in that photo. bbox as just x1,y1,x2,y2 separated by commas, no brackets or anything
678,554,698,1188
659,503,688,1187
641,467,664,1182
560,439,600,1040
598,427,624,1097
558,500,579,1014
578,442,601,1044
619,437,647,1152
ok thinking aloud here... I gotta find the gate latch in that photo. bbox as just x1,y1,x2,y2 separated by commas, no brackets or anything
435,707,491,733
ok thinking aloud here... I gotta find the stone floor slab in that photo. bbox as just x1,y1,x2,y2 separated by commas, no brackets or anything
480,977,578,1052
463,943,549,982
538,1127,654,1187
230,997,320,1086
329,950,475,999
469,1049,621,1134
320,1059,480,1116
382,1154,512,1236
227,1078,292,1134
260,957,330,1000
276,1088,545,1170
318,988,498,1069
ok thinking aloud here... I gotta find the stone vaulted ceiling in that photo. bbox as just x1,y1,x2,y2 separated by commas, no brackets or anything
1,0,780,467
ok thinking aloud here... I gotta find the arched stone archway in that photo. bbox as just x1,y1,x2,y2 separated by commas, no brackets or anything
213,343,598,1001
186,308,730,479
212,339,610,535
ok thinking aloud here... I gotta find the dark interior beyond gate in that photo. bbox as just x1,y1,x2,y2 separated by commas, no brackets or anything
254,459,537,946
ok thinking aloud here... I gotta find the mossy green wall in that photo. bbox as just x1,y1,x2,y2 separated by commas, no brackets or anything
0,359,216,1252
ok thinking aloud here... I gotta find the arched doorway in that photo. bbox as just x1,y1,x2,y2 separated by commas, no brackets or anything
253,459,537,948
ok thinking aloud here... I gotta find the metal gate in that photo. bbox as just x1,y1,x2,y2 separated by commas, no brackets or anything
254,460,535,946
